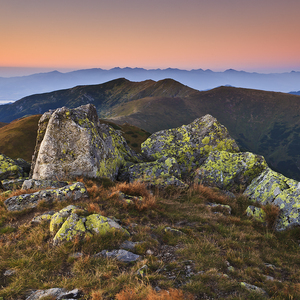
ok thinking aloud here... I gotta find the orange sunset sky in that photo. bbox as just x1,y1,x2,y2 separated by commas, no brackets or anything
1,0,300,74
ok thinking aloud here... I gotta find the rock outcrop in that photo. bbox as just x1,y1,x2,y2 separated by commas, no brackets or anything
141,115,239,176
31,104,141,181
244,168,300,231
4,182,88,211
49,205,129,245
119,156,187,188
194,151,267,192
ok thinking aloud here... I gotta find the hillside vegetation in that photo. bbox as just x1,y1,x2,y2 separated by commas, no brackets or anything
1,179,300,299
0,78,299,180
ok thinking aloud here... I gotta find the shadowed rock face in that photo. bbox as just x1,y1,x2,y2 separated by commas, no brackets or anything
141,114,239,176
31,104,141,181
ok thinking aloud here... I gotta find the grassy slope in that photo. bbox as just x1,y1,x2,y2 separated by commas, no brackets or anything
0,115,41,161
1,180,300,299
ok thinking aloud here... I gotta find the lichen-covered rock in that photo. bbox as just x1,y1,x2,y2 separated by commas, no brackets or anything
31,104,141,181
25,288,81,300
50,205,80,233
4,182,88,211
207,202,232,214
51,206,129,245
113,191,143,204
85,214,129,236
240,282,268,297
119,156,187,188
14,158,31,176
2,178,26,190
194,151,267,192
246,206,266,222
141,115,239,175
53,213,90,245
22,179,68,190
244,168,300,231
0,153,23,180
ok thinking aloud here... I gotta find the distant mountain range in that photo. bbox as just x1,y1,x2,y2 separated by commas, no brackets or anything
0,78,299,181
1,67,300,102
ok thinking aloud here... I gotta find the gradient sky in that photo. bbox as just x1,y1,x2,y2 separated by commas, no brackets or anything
1,0,300,74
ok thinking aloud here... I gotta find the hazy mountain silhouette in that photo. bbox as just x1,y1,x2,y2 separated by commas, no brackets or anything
1,67,300,102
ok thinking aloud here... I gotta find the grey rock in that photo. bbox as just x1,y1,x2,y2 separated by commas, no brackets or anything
4,269,16,276
22,179,68,190
25,288,81,300
2,178,26,190
4,182,88,211
240,282,268,297
120,240,141,251
31,104,141,181
100,249,141,263
31,211,56,224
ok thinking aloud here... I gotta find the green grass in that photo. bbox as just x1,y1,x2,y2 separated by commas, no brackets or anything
0,180,300,299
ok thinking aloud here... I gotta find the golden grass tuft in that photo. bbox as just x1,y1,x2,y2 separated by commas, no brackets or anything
262,203,281,229
111,181,157,211
115,286,193,300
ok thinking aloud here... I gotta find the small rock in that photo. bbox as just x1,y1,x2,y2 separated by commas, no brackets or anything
240,282,268,296
31,211,56,224
4,269,16,276
120,240,140,251
69,252,83,259
146,249,154,256
165,227,185,236
25,288,81,300
22,179,68,190
100,249,141,263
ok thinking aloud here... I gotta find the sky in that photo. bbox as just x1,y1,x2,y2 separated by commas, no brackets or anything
1,0,300,76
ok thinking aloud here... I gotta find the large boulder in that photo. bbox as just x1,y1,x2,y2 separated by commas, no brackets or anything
141,115,239,176
194,151,267,192
244,168,300,231
4,182,88,211
119,156,187,188
0,153,23,180
31,104,141,181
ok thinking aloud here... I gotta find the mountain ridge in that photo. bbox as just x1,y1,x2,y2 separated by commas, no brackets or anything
1,67,300,102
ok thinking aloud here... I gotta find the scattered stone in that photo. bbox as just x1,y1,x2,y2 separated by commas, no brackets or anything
4,269,16,276
263,275,275,281
31,211,56,224
165,227,185,236
146,249,154,256
120,240,141,251
207,202,232,214
22,179,68,190
100,249,141,263
4,182,88,211
227,266,235,272
141,115,239,176
31,104,141,181
246,206,266,222
240,282,268,297
25,288,81,300
194,151,267,192
244,168,300,231
136,265,148,277
0,153,23,180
